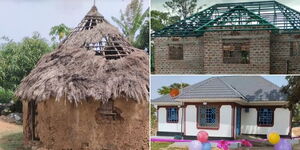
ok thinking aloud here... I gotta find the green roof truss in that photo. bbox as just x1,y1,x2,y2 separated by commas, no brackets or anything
153,1,300,37
196,5,278,32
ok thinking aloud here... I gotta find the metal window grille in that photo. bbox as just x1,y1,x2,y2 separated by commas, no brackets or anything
168,44,183,60
167,107,179,123
258,108,273,126
198,105,219,128
223,39,250,64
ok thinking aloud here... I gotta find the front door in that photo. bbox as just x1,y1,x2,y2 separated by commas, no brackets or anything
28,101,39,141
236,107,241,136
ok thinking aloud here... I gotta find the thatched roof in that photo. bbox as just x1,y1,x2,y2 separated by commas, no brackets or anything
16,6,149,104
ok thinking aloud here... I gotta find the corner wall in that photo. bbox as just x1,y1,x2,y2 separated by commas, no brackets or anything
241,108,290,135
154,37,204,74
158,107,184,133
270,33,300,74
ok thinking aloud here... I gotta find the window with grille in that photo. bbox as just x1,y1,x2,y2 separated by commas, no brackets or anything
166,107,179,123
168,44,183,60
197,105,219,129
290,42,300,56
257,108,274,126
223,39,250,64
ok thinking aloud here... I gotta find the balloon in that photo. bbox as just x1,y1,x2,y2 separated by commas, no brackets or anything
170,88,180,98
274,139,292,150
188,140,202,150
267,132,280,145
202,142,212,150
197,131,209,143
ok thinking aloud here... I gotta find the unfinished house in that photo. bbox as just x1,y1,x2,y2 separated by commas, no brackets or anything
16,5,149,150
153,1,300,74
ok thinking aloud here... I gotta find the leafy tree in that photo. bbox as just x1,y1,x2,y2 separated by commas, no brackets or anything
49,24,71,42
281,76,300,121
112,0,149,45
158,83,189,95
134,20,149,51
0,32,53,104
151,10,180,32
163,0,205,19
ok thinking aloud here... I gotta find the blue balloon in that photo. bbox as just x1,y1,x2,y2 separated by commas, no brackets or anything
202,142,212,150
274,139,292,150
188,140,202,150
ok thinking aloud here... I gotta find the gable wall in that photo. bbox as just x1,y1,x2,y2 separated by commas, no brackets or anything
154,37,204,74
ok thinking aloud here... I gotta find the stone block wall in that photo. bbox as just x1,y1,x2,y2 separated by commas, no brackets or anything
203,30,271,74
270,33,300,74
153,31,300,74
154,37,204,74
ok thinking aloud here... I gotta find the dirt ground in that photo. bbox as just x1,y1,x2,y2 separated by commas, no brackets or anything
0,118,24,150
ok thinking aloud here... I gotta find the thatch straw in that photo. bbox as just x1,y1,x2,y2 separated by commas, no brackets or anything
15,6,149,104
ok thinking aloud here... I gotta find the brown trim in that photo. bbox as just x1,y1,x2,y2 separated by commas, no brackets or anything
232,105,236,139
184,106,186,135
196,104,221,130
256,107,275,127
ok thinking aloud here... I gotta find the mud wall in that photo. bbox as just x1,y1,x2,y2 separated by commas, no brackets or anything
23,98,149,150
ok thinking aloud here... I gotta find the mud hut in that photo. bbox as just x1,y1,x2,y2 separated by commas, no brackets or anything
16,5,149,150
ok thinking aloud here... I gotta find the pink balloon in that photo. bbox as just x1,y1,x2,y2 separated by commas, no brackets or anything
197,131,209,143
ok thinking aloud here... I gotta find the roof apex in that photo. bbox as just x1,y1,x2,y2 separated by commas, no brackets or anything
86,5,103,17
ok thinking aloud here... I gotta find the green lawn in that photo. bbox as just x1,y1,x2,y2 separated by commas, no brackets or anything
151,142,172,150
0,132,27,150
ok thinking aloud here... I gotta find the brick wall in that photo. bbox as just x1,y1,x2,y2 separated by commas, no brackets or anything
154,37,204,74
203,30,271,74
270,34,300,74
153,31,300,74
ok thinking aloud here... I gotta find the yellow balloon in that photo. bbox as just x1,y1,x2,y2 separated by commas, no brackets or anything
268,132,280,145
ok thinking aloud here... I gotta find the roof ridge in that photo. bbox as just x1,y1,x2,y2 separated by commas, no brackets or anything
178,77,215,97
260,76,282,89
218,77,248,101
195,5,277,32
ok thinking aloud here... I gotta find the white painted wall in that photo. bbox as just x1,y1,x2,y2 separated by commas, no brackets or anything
241,108,290,135
185,105,233,137
158,107,184,132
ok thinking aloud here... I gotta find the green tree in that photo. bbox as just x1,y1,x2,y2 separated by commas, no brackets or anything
151,10,180,32
281,76,300,121
49,24,71,42
111,0,149,45
163,0,205,19
0,32,53,103
157,83,189,95
134,20,149,51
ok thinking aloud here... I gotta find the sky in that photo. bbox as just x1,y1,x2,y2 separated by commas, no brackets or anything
151,0,300,13
150,75,288,99
0,0,149,43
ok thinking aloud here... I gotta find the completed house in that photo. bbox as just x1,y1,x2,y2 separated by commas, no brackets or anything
153,1,300,74
152,76,291,139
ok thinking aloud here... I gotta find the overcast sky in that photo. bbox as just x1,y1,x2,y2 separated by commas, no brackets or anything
0,0,149,43
152,0,300,13
151,75,288,99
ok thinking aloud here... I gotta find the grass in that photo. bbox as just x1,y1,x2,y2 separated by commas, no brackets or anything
0,132,27,150
151,142,172,150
